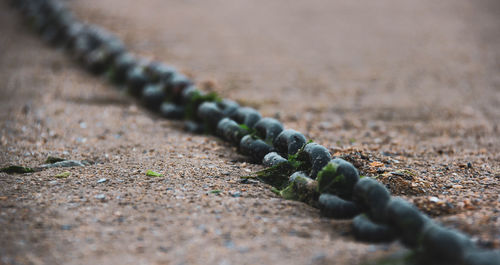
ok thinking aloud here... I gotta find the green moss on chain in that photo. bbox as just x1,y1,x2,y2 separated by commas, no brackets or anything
184,91,222,120
255,162,294,189
292,140,314,169
279,182,298,200
316,162,344,193
279,173,319,205
254,142,312,189
270,187,281,195
0,165,35,174
256,144,314,190
287,140,312,168
238,124,258,138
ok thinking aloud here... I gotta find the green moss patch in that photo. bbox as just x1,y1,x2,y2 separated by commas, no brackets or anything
146,170,163,177
53,171,71,178
0,165,35,174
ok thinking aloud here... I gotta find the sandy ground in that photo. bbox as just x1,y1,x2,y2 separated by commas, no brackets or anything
0,0,499,264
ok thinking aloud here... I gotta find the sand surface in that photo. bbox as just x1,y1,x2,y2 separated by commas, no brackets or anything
0,0,499,264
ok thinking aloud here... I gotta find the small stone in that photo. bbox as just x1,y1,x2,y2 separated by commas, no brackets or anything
48,180,58,186
95,194,106,201
61,225,72,231
429,196,440,203
240,178,258,184
97,178,107,183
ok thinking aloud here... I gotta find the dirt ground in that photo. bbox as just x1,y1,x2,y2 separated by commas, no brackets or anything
0,0,499,264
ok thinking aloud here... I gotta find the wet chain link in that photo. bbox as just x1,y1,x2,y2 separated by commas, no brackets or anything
10,0,500,264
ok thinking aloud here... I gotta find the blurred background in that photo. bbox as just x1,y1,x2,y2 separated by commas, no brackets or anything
69,0,500,148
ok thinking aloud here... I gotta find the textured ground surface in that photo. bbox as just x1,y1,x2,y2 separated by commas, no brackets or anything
0,0,499,264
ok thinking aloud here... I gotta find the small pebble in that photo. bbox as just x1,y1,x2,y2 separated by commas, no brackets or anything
48,180,58,185
97,178,107,183
60,225,72,231
95,194,106,201
240,178,258,184
429,196,440,203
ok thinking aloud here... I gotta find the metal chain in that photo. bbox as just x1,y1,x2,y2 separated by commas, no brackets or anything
9,0,500,264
